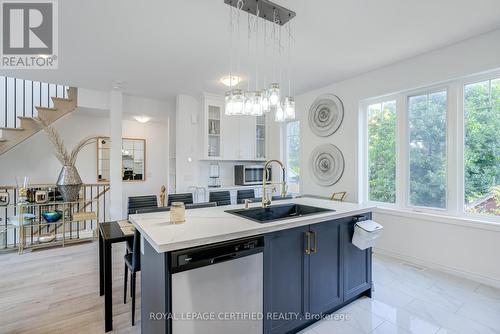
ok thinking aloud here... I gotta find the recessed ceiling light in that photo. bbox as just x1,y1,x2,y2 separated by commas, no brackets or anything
134,116,151,123
220,75,241,87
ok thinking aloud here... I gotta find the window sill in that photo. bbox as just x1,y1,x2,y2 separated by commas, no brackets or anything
373,206,500,232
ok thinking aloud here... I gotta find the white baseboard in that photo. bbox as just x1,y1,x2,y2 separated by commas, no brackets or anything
373,247,500,289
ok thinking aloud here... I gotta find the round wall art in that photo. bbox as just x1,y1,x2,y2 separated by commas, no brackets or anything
310,144,345,186
308,94,344,137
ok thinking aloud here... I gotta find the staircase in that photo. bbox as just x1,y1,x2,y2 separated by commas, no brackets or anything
0,86,78,155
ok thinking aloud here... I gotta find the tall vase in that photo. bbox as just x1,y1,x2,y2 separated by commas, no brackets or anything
56,166,82,202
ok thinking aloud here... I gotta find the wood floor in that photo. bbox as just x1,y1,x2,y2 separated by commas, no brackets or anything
0,241,140,334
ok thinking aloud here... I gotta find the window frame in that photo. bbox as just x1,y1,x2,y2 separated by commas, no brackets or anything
361,96,399,207
458,72,500,222
360,95,400,208
361,69,500,222
405,86,450,212
282,120,300,194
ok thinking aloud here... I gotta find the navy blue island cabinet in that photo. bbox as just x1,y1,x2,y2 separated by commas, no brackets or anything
140,212,373,334
263,213,372,334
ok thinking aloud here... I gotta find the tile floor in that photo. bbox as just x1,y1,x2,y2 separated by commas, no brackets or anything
1,242,499,333
299,254,500,334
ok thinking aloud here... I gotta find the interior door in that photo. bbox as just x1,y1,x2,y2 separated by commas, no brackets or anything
308,220,343,314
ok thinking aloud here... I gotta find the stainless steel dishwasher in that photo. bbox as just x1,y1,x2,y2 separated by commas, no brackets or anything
170,236,264,334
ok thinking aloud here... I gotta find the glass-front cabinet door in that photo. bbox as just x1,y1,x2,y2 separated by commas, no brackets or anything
207,105,221,158
256,115,266,159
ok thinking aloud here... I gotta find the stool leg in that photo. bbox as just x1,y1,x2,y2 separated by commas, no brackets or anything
123,264,128,304
131,272,136,326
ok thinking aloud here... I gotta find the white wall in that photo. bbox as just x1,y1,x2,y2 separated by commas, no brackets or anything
121,119,169,215
296,29,500,285
0,91,175,219
297,28,500,202
175,94,201,193
0,111,108,184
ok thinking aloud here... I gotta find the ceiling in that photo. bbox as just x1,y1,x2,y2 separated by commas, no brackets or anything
2,0,500,101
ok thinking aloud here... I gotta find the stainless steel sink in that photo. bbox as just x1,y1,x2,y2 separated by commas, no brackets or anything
225,203,334,223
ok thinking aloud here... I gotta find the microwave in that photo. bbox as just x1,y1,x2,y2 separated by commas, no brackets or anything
234,165,272,186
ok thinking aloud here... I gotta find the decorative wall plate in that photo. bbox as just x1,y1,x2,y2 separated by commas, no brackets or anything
308,94,344,137
310,144,345,186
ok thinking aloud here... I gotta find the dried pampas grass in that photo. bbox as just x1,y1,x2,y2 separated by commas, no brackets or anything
34,115,99,166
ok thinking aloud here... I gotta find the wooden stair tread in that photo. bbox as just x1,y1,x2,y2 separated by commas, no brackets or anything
0,127,24,131
51,96,73,102
35,106,57,111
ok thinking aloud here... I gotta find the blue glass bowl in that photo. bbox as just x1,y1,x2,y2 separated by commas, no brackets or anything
42,210,63,223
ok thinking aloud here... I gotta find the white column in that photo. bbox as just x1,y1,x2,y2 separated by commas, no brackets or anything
109,90,124,220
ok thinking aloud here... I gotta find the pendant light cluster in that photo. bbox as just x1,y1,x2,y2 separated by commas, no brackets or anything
224,0,295,122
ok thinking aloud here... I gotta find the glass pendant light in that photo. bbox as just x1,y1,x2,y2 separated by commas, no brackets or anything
284,96,295,120
231,89,244,115
261,89,270,112
274,102,285,122
244,91,255,115
224,91,234,115
268,83,280,107
251,91,263,116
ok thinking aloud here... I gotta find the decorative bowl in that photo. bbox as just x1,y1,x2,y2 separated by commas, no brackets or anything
39,234,55,243
42,210,63,223
7,213,36,226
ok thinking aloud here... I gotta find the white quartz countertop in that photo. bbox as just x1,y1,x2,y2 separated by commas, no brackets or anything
129,198,375,253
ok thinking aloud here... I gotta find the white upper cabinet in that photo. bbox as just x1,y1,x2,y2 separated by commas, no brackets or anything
256,115,266,159
238,116,256,160
202,94,224,160
202,93,267,161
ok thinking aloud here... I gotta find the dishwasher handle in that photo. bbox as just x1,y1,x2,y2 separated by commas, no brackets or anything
211,253,238,264
171,236,264,273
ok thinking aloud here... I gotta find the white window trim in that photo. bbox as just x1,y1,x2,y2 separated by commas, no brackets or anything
457,72,500,223
405,85,450,212
361,69,500,223
282,121,300,193
361,96,399,208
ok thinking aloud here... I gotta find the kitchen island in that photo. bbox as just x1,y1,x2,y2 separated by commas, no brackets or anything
129,198,375,334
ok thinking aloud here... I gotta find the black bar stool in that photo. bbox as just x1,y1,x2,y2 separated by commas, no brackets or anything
209,191,231,206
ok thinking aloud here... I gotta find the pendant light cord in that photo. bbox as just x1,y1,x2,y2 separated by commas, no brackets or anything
288,21,292,97
255,3,259,91
236,0,243,89
228,5,234,87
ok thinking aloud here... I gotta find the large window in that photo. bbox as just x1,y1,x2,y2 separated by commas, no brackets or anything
364,73,500,219
367,100,396,203
408,90,447,209
285,121,300,194
464,79,500,216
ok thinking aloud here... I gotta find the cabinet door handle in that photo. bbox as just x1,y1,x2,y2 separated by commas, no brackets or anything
311,231,317,254
305,232,311,255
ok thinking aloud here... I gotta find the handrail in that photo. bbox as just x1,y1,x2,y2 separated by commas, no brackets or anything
0,183,110,189
78,186,110,212
0,183,110,252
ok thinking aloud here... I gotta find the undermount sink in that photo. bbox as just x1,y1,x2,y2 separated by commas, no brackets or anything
225,203,334,223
